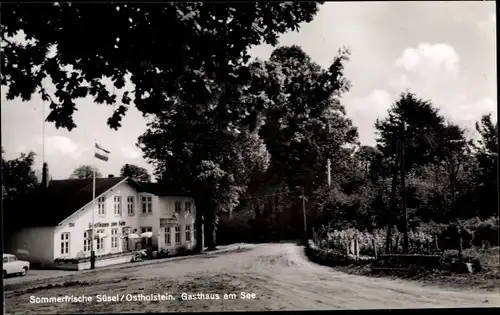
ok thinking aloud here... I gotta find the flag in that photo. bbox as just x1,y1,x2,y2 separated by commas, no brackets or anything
95,143,110,161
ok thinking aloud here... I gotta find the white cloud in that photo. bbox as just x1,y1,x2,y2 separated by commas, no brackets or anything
395,43,461,77
43,136,83,160
442,97,497,139
121,146,141,160
450,97,496,122
348,89,393,118
345,89,395,145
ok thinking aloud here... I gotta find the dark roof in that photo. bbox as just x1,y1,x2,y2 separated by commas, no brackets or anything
128,181,192,197
8,177,193,228
15,177,127,227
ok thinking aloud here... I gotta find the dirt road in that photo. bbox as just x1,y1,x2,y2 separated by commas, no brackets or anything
4,243,499,313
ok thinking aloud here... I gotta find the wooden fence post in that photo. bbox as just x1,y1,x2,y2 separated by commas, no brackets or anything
372,238,378,259
434,234,439,252
394,235,400,253
458,236,463,262
354,239,359,261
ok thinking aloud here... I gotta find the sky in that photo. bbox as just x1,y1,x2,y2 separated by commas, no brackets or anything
1,2,496,181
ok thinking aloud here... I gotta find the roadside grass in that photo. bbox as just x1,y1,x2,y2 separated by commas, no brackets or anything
331,247,500,292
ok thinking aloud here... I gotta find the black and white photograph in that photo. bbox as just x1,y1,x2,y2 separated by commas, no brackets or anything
1,1,498,314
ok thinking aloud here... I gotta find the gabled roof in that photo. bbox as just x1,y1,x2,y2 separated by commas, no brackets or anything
16,177,127,227
10,177,193,228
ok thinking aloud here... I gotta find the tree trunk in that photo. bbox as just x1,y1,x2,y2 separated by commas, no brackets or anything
205,208,217,250
194,198,205,253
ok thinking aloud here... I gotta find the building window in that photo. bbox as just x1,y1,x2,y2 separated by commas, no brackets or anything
141,227,152,233
175,201,182,215
111,228,119,249
175,226,181,244
98,197,106,216
127,196,135,216
61,232,70,255
184,202,192,216
83,231,91,252
114,196,122,216
185,224,191,242
114,196,122,215
96,229,105,252
141,196,152,214
165,227,171,245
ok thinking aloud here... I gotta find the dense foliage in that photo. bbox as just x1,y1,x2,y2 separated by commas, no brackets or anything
70,165,102,179
2,4,497,252
120,164,151,182
1,2,322,130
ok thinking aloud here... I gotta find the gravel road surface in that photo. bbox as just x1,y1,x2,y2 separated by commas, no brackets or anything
4,243,499,313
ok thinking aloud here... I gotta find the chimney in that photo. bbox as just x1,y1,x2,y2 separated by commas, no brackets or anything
108,174,114,178
41,163,49,187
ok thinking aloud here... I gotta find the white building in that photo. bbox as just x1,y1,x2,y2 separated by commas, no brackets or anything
5,169,200,268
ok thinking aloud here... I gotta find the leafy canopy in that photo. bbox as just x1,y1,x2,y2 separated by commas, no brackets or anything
1,2,322,130
70,165,101,179
257,45,357,191
375,92,449,172
120,164,151,182
2,149,39,203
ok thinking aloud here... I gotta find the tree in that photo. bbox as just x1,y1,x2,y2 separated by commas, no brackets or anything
70,165,101,179
2,149,40,234
354,145,379,175
375,92,448,173
2,149,39,203
120,164,151,182
438,123,470,215
138,57,280,250
232,46,358,239
1,3,322,131
261,46,357,193
139,108,270,250
472,113,498,217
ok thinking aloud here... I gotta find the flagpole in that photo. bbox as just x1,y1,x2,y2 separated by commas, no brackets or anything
91,139,96,270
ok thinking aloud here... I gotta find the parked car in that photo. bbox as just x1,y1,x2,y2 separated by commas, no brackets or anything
3,253,30,277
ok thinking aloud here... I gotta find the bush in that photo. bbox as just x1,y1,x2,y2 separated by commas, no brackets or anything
462,216,498,247
461,248,481,267
439,248,482,272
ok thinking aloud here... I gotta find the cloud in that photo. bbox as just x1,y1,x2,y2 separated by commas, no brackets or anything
121,146,141,160
43,136,84,160
348,89,393,118
395,43,461,77
345,89,395,145
441,97,497,138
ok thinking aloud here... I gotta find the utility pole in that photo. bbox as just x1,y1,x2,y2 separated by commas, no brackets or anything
386,140,400,254
301,186,307,243
327,121,332,187
401,122,409,254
